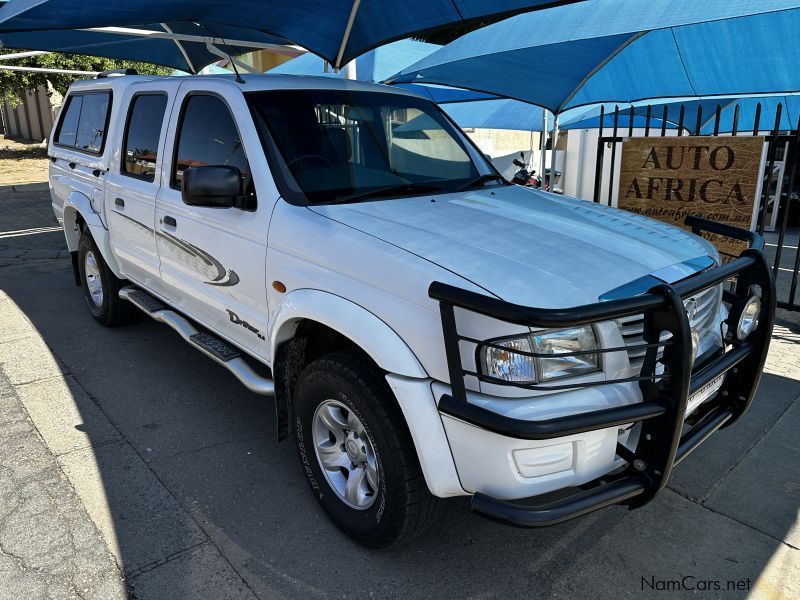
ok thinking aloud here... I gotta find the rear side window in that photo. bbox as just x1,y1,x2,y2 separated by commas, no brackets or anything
172,95,249,187
55,91,111,154
122,94,168,182
56,96,83,147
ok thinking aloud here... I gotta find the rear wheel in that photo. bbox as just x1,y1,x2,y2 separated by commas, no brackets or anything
77,232,135,327
293,352,441,548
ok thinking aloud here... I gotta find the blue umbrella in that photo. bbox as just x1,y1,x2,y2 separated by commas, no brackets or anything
0,0,588,68
389,0,800,113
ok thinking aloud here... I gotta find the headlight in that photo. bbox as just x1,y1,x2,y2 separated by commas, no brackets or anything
480,336,536,383
479,325,600,384
736,295,761,340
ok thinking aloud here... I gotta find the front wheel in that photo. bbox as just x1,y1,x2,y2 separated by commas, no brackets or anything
77,232,135,327
293,352,440,548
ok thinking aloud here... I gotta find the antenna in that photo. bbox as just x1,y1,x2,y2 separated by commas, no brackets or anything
229,56,245,84
201,23,245,83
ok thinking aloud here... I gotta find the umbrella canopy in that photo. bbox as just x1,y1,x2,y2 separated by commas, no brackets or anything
0,0,587,68
560,95,800,133
0,22,287,72
394,84,496,104
442,99,544,131
388,0,800,113
267,38,496,103
269,38,439,83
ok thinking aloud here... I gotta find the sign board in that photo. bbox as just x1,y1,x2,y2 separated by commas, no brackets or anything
618,136,764,256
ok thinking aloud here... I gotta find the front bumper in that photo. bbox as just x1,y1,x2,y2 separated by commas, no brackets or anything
428,217,775,527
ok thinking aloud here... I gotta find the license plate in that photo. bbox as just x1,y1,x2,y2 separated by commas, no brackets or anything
687,373,725,415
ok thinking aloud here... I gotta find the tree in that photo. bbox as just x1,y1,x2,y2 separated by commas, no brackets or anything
0,52,171,105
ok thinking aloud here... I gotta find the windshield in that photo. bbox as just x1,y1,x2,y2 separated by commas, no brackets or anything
247,89,500,204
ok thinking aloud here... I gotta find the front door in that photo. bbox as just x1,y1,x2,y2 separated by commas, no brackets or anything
155,88,271,359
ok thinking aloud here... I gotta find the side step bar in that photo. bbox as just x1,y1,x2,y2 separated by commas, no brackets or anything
119,287,275,397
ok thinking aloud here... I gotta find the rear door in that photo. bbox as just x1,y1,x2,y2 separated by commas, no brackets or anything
49,89,112,229
105,81,178,291
154,82,276,359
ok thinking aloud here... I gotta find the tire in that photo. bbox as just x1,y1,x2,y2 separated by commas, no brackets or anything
77,231,135,327
293,352,441,548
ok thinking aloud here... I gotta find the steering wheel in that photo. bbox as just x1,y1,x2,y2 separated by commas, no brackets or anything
287,154,334,169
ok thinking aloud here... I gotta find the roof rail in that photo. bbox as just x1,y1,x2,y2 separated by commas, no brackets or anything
96,68,138,78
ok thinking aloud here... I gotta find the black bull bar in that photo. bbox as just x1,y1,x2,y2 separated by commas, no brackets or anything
428,217,775,528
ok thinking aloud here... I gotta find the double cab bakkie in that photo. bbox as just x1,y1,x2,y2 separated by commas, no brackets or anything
48,72,775,547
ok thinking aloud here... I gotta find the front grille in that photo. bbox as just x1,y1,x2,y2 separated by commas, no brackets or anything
616,284,722,372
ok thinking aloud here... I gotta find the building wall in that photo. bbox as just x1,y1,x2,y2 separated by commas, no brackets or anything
1,84,61,143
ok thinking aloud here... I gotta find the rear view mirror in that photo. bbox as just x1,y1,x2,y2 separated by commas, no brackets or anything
182,165,244,208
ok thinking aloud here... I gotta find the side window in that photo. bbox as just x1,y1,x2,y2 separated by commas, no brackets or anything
172,95,250,190
122,94,168,182
55,92,111,154
55,95,83,147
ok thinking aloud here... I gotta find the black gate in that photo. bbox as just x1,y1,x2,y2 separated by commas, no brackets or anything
591,102,800,314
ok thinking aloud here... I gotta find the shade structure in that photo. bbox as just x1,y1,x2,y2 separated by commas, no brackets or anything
389,0,800,113
0,22,287,72
560,95,800,134
269,38,439,83
395,84,497,104
442,99,544,131
0,0,587,69
267,38,496,103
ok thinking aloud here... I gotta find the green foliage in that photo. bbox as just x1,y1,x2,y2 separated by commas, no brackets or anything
0,52,170,105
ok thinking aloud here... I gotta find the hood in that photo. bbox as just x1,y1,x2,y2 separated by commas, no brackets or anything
310,186,718,307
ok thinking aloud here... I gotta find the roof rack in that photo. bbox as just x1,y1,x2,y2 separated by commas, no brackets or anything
96,68,138,78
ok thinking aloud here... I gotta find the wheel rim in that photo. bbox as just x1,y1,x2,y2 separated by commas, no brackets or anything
312,399,379,510
84,251,104,307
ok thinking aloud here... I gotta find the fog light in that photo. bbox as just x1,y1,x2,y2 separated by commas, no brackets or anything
736,296,761,340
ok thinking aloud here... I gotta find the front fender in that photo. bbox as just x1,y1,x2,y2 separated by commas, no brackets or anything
62,191,123,278
270,289,427,379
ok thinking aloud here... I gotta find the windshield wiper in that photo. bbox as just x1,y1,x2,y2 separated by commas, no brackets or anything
332,183,443,204
457,173,506,191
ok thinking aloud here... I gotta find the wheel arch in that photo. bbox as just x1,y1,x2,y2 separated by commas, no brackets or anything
269,289,427,441
63,191,124,278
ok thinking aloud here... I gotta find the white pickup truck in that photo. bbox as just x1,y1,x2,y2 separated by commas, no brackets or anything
48,72,774,548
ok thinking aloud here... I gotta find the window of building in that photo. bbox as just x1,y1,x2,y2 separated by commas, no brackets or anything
122,94,168,182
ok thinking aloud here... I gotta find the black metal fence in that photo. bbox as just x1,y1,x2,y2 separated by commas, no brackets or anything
592,102,800,313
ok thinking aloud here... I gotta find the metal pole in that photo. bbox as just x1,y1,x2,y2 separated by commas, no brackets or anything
550,112,559,192
774,114,800,278
592,105,606,203
541,111,548,183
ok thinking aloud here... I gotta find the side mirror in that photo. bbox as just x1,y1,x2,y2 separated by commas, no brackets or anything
513,158,525,167
182,165,244,208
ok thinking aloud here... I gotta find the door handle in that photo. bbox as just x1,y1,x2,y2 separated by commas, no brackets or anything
68,162,76,169
163,215,177,228
114,198,125,208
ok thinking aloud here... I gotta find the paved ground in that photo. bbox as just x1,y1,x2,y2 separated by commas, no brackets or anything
0,178,799,599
